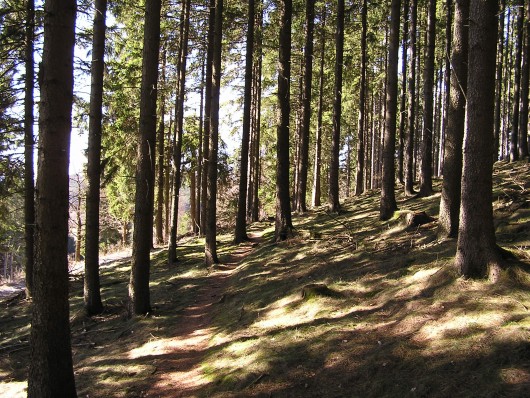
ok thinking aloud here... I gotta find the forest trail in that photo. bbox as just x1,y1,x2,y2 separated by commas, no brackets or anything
145,231,264,397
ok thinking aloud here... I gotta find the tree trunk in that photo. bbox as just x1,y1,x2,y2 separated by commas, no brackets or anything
169,0,191,264
24,0,35,299
328,0,345,213
312,5,326,207
84,0,107,316
235,0,255,243
275,0,293,241
404,0,417,196
294,0,315,213
440,0,452,174
438,0,469,239
251,8,263,223
129,0,161,315
28,0,77,396
201,0,215,237
397,0,409,185
195,58,205,234
418,0,436,197
155,50,166,245
493,0,505,161
355,0,368,196
510,0,524,162
456,0,503,280
519,0,530,159
379,0,401,221
205,0,223,264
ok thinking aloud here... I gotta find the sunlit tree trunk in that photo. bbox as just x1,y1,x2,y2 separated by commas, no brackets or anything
397,0,409,185
155,50,166,245
129,0,161,315
28,0,77,395
355,0,368,196
379,0,401,221
404,0,417,196
456,0,503,280
493,0,505,161
438,0,469,239
519,0,530,159
510,0,524,162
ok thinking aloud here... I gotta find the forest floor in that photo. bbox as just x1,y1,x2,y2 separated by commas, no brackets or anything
1,161,530,397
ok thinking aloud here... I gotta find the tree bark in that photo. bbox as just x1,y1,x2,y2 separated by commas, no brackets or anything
493,0,505,161
129,0,161,315
519,0,530,159
155,50,166,245
28,0,77,396
235,0,255,243
379,0,401,221
404,0,417,196
24,0,35,299
510,0,524,162
455,0,503,280
328,0,345,213
438,0,469,239
355,0,368,196
397,0,409,185
169,0,191,264
294,0,315,213
275,0,293,241
440,0,453,174
312,6,326,207
205,0,223,264
251,8,263,223
84,0,107,316
418,0,436,197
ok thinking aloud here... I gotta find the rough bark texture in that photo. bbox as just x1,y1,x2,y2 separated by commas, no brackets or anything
234,0,254,243
328,0,345,213
397,0,409,185
404,0,417,196
510,0,524,162
295,0,315,213
379,0,401,221
455,0,502,280
28,0,77,396
439,0,469,239
275,0,293,241
129,0,161,315
251,11,263,223
355,0,368,196
84,0,107,316
440,0,453,173
205,0,223,264
493,0,505,161
24,0,35,299
519,1,530,158
312,6,326,207
418,0,436,197
155,50,166,244
169,0,190,264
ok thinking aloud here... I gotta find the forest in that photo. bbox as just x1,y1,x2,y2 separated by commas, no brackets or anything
0,0,529,396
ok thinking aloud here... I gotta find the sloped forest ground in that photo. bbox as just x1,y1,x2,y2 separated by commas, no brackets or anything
1,161,530,397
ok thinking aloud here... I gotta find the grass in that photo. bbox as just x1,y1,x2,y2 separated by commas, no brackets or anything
1,161,529,397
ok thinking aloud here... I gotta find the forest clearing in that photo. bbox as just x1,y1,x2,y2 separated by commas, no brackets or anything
1,161,529,397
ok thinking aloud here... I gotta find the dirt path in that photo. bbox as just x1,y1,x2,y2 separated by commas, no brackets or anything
146,233,261,397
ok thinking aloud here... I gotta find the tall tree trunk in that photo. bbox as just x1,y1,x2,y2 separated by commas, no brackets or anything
355,0,368,196
404,0,417,195
195,58,205,234
312,6,326,207
28,0,77,396
155,50,166,244
169,0,191,263
251,8,263,223
295,0,315,212
519,0,530,159
24,0,35,299
164,116,172,237
418,0,436,197
129,0,161,315
380,0,401,221
201,0,215,237
511,0,524,162
235,0,255,243
493,0,505,161
275,0,293,241
205,0,223,264
328,0,345,213
456,0,503,280
397,0,409,185
438,0,469,238
84,0,107,316
440,0,453,174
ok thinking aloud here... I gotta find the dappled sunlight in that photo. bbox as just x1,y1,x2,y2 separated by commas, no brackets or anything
0,381,26,397
253,295,325,330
